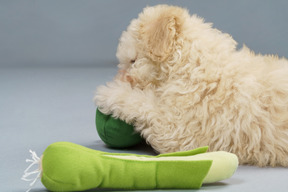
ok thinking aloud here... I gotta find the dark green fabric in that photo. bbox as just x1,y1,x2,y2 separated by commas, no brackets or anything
96,108,142,148
41,142,213,191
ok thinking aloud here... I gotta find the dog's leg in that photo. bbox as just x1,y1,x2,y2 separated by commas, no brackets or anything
94,80,158,126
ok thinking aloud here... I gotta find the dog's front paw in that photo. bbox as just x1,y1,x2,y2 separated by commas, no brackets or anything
94,80,133,115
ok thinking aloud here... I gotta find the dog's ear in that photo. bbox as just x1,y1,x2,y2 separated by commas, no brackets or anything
138,5,188,63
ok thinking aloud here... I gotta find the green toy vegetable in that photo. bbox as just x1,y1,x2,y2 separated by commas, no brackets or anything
22,142,238,191
96,108,142,148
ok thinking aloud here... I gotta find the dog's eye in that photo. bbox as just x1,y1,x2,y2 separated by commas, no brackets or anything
130,59,136,64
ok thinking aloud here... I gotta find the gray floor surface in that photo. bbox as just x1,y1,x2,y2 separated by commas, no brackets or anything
1,67,287,192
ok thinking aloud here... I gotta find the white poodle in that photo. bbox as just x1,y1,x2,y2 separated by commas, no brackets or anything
95,5,288,166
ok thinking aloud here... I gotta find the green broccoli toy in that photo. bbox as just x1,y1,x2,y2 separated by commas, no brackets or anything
96,108,143,148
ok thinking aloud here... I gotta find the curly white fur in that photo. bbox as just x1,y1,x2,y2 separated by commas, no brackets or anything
95,5,288,167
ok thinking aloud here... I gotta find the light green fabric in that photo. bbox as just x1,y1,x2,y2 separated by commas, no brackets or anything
158,146,209,157
41,142,214,191
96,108,143,148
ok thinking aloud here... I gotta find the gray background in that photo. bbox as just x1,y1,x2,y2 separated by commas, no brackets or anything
1,0,288,192
0,0,288,67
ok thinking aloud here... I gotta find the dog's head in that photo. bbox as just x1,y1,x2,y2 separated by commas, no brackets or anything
116,5,191,88
116,5,236,89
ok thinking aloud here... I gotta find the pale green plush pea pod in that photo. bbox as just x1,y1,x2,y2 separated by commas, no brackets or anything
22,142,238,191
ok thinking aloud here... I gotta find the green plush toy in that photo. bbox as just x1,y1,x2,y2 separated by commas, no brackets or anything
22,142,238,192
96,108,143,148
22,110,238,191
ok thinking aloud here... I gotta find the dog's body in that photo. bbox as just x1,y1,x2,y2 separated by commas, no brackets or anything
95,5,288,166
